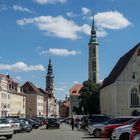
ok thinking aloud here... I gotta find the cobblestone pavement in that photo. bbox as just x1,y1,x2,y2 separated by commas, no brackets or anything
0,123,109,140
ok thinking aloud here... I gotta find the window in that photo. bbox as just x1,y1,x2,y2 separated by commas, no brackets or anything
92,61,96,71
93,47,96,54
130,87,140,107
132,72,136,79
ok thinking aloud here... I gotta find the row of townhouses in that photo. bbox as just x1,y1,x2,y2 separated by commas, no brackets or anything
0,59,59,117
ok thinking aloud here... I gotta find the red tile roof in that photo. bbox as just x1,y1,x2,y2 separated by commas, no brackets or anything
69,84,83,96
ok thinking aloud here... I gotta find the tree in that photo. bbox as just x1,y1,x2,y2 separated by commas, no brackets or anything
73,80,100,115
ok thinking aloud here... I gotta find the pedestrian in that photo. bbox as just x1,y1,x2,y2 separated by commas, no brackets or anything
71,117,75,130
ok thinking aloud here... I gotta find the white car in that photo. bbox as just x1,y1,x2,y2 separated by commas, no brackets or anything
111,118,138,140
87,123,104,137
0,118,14,139
6,118,21,133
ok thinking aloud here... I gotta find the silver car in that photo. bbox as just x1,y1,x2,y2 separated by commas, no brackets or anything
112,118,138,140
87,117,137,138
6,118,21,133
0,118,14,139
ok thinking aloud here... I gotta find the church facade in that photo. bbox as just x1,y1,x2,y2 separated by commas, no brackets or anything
100,42,140,117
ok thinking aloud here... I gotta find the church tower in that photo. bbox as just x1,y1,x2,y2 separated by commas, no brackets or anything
88,17,99,83
46,59,54,96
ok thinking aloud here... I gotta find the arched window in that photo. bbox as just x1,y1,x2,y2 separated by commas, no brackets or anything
130,87,140,107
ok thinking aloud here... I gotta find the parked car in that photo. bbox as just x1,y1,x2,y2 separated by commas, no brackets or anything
19,120,32,132
46,118,60,129
6,118,21,133
87,116,134,138
30,118,42,126
130,117,140,140
111,118,138,140
34,117,47,125
101,116,137,139
19,118,39,129
81,114,111,129
0,118,14,139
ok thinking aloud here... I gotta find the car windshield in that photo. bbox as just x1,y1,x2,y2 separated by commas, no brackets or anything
127,118,138,125
0,119,8,124
105,118,132,125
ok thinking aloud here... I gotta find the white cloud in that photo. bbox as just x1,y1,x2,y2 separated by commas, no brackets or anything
81,24,90,35
17,16,90,40
66,12,77,18
15,76,22,81
55,87,65,91
41,48,81,56
73,81,80,84
94,11,132,30
34,0,67,4
0,62,45,72
13,5,33,13
96,28,108,37
81,7,91,15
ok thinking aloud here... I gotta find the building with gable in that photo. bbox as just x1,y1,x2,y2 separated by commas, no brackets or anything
100,42,140,117
0,74,26,117
22,81,45,117
69,84,83,117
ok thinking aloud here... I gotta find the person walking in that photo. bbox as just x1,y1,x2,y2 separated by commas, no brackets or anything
71,117,75,130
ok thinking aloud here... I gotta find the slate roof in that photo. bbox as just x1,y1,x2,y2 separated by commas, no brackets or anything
100,42,140,89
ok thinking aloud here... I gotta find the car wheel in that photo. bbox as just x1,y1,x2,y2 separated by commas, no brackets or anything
93,129,101,138
5,135,13,139
119,133,130,140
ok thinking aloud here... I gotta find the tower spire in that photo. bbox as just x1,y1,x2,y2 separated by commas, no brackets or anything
88,15,99,83
89,16,98,45
46,59,54,96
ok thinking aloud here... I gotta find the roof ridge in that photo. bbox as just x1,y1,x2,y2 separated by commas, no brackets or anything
100,42,140,89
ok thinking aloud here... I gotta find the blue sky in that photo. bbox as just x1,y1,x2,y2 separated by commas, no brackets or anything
0,0,140,100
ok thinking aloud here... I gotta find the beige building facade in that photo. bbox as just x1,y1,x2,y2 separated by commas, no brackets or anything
100,42,140,117
10,93,26,117
0,74,26,117
22,81,45,117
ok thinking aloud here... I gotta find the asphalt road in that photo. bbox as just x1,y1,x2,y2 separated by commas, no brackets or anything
0,123,109,140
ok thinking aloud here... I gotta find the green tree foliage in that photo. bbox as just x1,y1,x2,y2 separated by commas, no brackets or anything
73,80,100,115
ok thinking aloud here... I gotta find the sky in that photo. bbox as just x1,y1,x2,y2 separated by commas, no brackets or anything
0,0,140,100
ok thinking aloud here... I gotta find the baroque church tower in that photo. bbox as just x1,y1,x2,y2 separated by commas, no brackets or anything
88,17,99,83
46,59,54,97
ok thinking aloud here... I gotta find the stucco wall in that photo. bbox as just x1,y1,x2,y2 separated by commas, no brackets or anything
100,45,140,117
